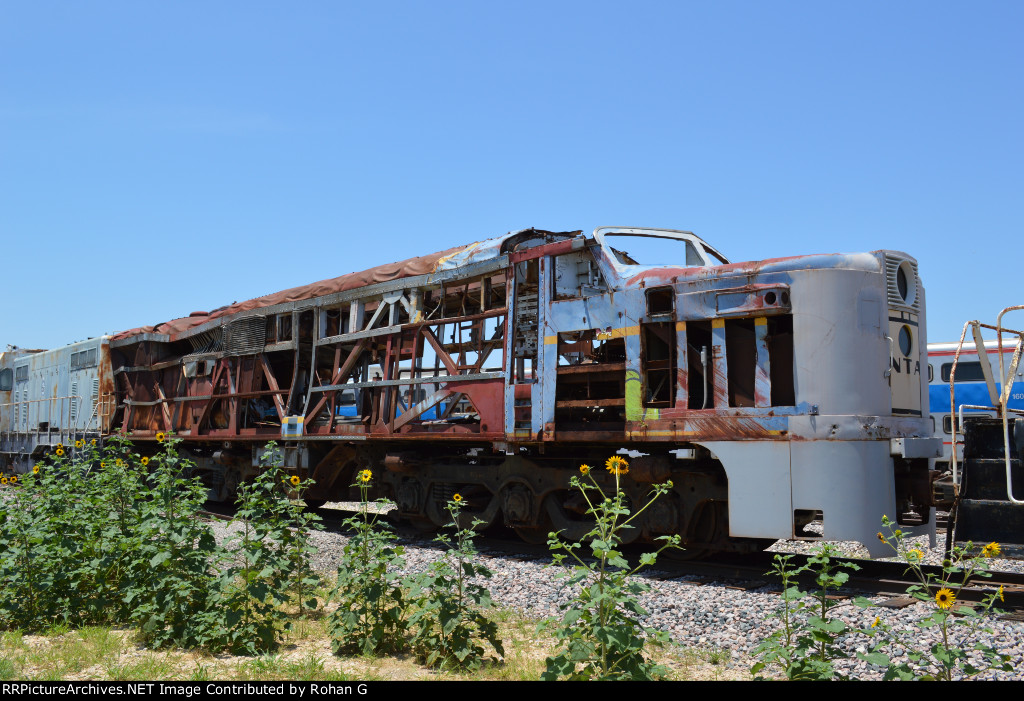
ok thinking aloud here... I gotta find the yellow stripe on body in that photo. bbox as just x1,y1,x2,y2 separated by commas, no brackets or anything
545,325,640,345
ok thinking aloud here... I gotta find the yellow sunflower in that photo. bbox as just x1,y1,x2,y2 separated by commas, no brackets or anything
33,465,40,474
1,477,7,485
359,469,372,483
91,439,97,446
453,493,463,503
290,475,301,487
935,587,956,610
115,458,124,467
982,542,1001,559
605,455,629,475
100,461,107,469
141,457,149,466
907,548,925,563
877,532,886,543
156,432,166,443
871,616,880,628
55,448,64,457
9,475,16,484
998,585,1005,602
75,439,84,449
579,464,591,475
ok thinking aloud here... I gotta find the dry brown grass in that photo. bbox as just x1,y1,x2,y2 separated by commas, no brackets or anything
0,614,754,682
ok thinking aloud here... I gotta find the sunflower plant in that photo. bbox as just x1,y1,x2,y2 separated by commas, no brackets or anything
328,467,412,655
751,544,868,680
126,435,224,649
862,518,1012,680
540,456,680,681
209,445,304,654
406,494,504,670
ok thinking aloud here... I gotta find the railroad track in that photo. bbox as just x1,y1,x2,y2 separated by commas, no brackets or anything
199,501,1024,616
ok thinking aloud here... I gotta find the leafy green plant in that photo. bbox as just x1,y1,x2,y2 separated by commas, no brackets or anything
540,456,680,681
407,493,504,670
209,447,299,654
127,435,223,649
861,519,1012,680
252,442,324,615
751,545,864,680
328,468,412,655
206,462,290,654
0,436,152,630
0,458,54,630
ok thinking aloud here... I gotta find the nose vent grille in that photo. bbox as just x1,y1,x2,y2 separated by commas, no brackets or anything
885,254,920,312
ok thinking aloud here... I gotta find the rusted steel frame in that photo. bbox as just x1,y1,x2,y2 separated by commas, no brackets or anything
456,319,468,370
314,373,501,391
315,308,506,348
384,332,397,432
316,323,402,346
118,372,135,431
481,276,491,311
171,389,287,401
467,332,503,374
393,387,457,430
405,307,506,328
557,361,627,375
228,357,240,434
113,358,180,374
258,354,287,422
123,398,166,406
285,314,301,417
195,360,226,434
556,398,626,408
438,391,465,420
411,324,424,403
173,368,188,432
304,338,369,424
421,327,460,375
303,314,321,424
508,238,576,263
154,383,174,432
972,320,1024,336
328,346,341,433
362,300,390,333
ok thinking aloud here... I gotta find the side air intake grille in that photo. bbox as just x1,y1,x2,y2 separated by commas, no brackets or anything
224,317,266,355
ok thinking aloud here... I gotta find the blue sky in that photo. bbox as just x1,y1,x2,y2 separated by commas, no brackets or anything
2,1,1021,350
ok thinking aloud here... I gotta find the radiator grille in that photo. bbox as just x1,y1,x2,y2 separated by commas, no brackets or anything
224,317,266,355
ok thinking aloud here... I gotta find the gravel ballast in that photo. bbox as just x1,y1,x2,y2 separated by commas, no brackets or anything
211,509,1024,681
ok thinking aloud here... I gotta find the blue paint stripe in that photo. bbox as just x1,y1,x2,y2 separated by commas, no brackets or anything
929,381,1024,413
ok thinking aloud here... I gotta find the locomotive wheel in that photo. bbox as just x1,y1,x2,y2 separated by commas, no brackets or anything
514,526,551,545
407,518,439,534
513,496,554,545
669,500,725,560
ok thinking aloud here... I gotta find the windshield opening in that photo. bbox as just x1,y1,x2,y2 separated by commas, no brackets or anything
603,234,706,267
